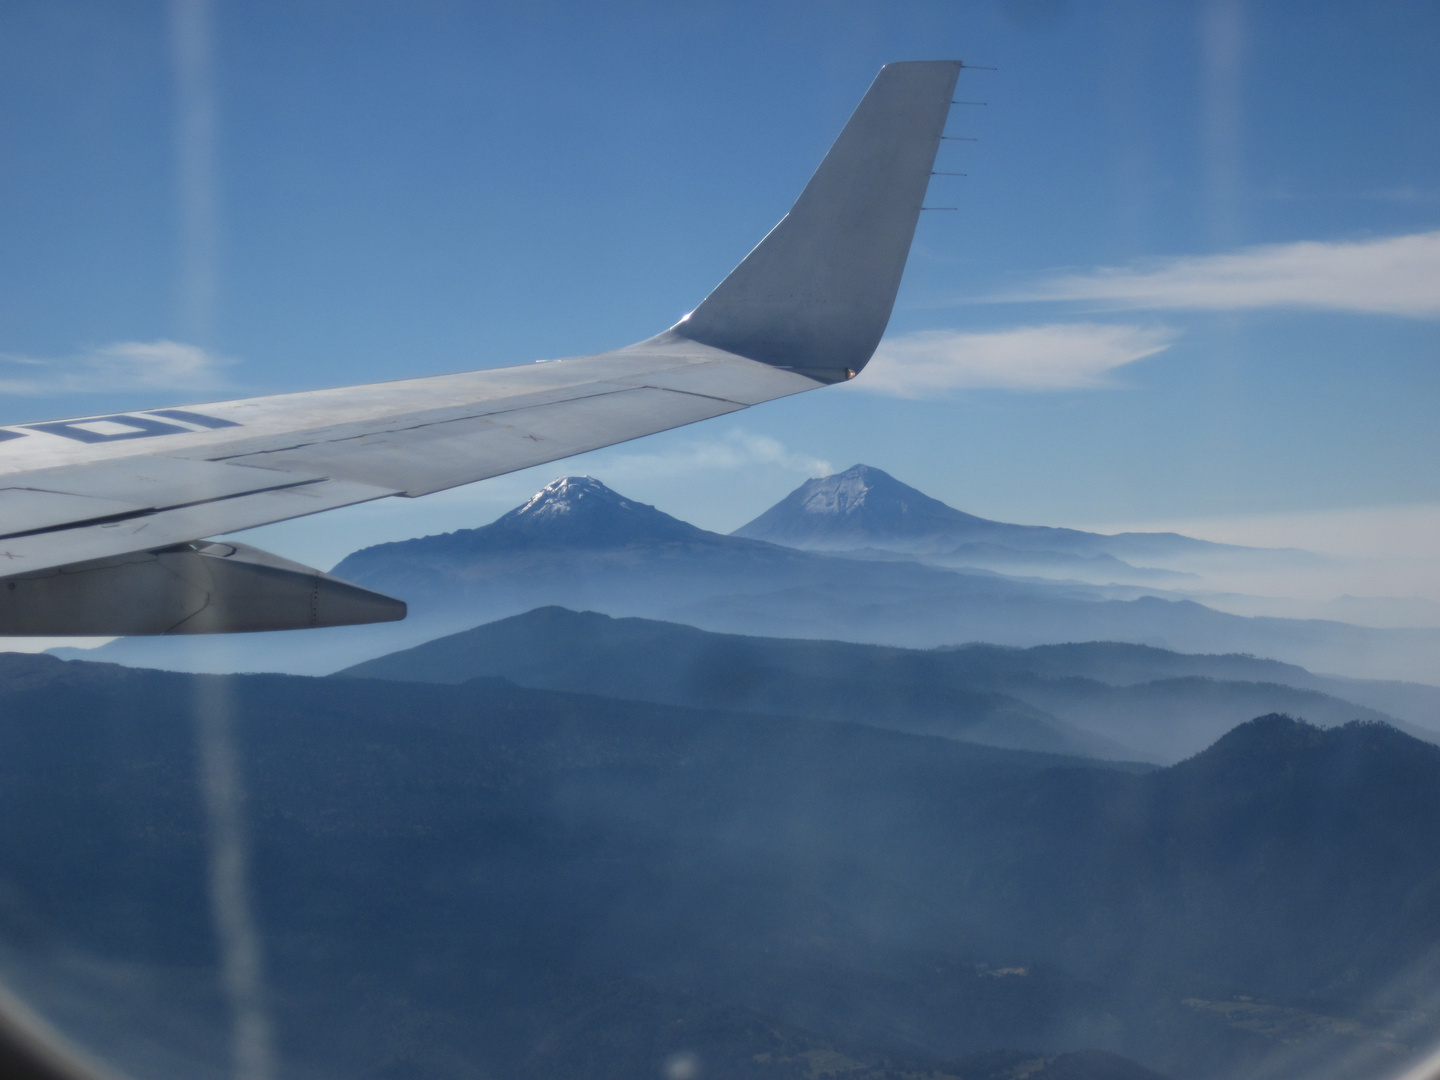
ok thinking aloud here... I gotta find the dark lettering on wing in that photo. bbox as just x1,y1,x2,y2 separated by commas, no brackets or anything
148,409,242,429
26,415,193,443
21,410,243,443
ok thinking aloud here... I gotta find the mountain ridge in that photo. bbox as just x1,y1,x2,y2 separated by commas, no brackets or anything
338,605,1134,760
338,606,1439,763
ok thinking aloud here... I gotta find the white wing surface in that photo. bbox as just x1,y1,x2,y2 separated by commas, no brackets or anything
0,61,961,634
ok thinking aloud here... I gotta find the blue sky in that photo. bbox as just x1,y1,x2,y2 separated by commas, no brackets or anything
0,0,1437,566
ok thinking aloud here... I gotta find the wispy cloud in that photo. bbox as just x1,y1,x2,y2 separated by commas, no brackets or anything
1258,185,1440,205
0,340,233,395
1079,501,1440,607
1001,230,1440,317
855,324,1178,396
588,430,833,481
1363,186,1440,204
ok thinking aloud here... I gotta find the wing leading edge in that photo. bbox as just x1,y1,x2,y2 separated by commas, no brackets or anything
0,61,961,634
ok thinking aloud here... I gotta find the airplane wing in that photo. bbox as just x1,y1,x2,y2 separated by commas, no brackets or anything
0,60,961,635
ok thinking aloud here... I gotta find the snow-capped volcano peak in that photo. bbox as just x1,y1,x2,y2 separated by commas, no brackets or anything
732,464,1233,561
793,464,887,518
733,464,989,550
514,476,630,520
486,476,706,547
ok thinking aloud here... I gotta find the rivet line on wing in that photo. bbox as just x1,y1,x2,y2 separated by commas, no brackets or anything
634,386,749,406
207,387,652,463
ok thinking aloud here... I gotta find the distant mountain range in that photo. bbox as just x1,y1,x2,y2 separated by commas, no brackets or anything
64,472,1440,684
340,607,1440,763
0,653,1435,1079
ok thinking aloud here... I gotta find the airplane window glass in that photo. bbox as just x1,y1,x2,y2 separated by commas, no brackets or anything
0,4,1438,1080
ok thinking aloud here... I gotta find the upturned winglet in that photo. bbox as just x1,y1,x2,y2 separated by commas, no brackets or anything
672,60,962,382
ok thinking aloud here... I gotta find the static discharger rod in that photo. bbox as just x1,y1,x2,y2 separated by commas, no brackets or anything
941,136,978,141
959,63,998,70
920,207,959,211
932,171,968,177
953,100,988,105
